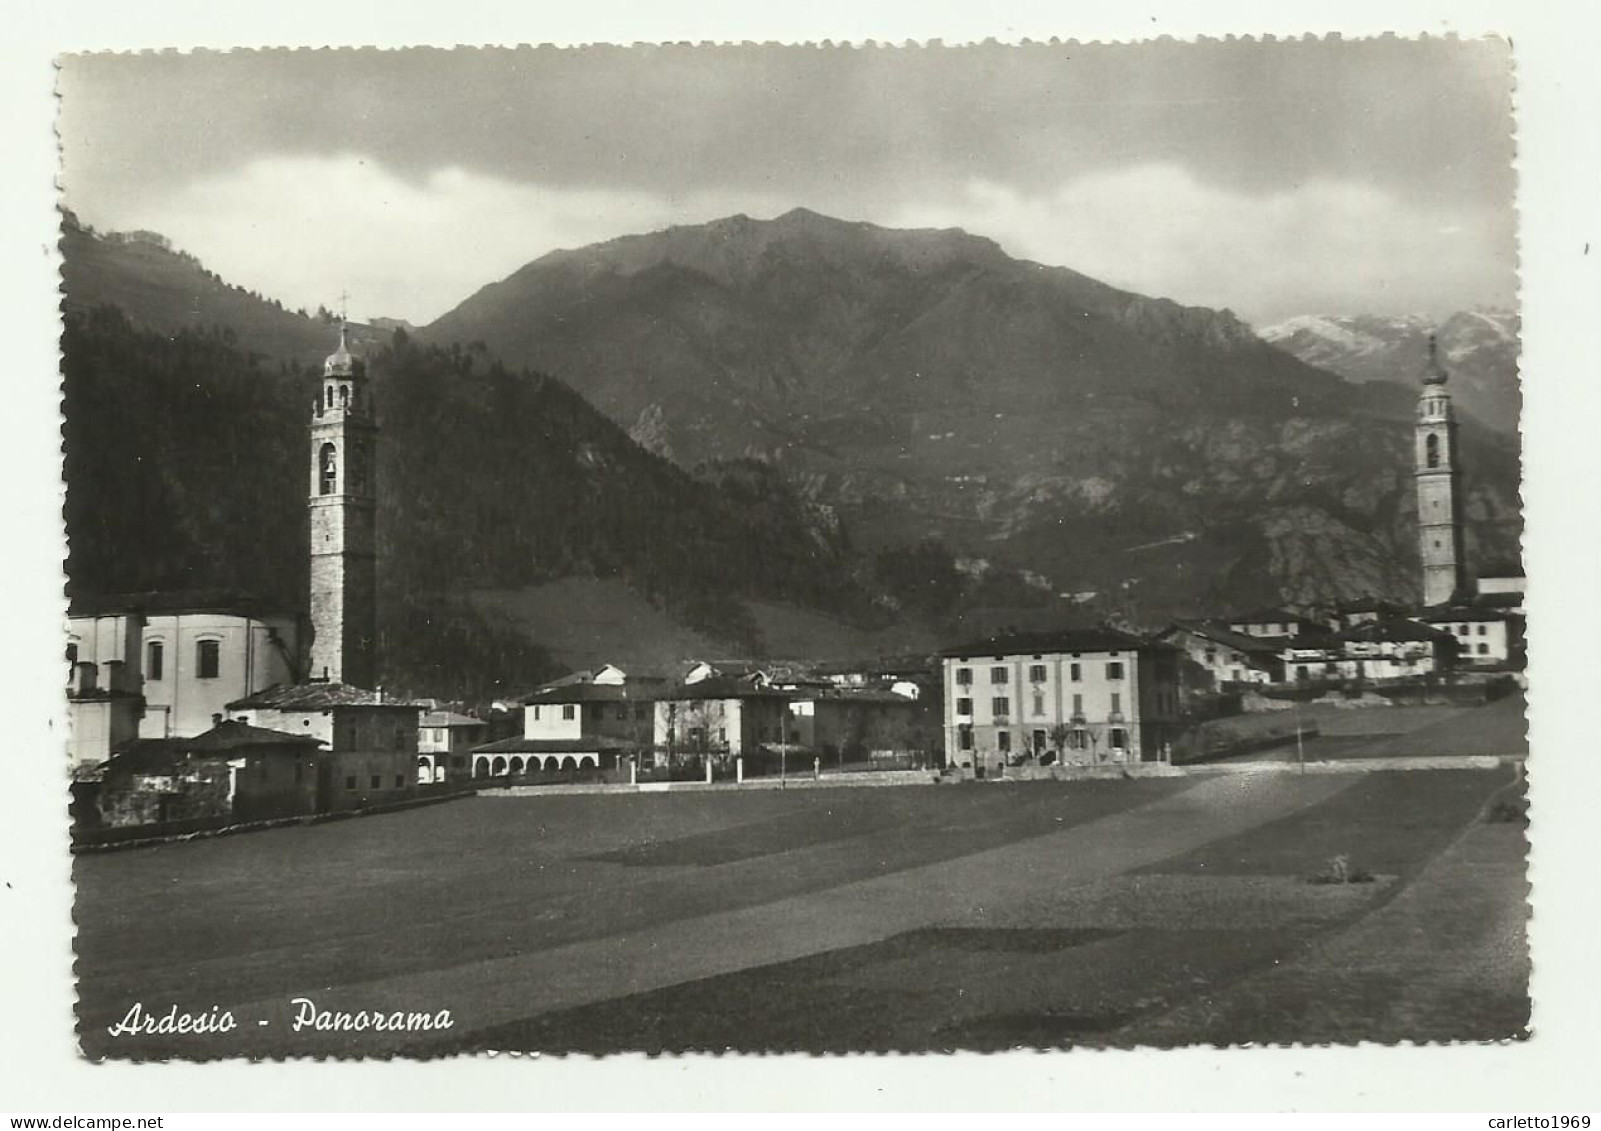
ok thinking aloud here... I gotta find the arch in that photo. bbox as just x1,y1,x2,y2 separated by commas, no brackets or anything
491,755,507,776
560,755,578,772
319,442,338,495
473,757,489,779
338,384,350,407
508,756,525,775
578,753,598,769
1425,432,1441,469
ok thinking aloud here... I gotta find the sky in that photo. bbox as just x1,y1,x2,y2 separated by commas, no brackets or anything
56,39,1517,327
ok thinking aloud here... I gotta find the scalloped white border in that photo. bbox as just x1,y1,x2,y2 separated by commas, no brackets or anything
5,0,1599,1115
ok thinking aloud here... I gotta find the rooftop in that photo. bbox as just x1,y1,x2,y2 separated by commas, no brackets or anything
106,721,324,773
227,683,422,711
470,735,634,755
1161,619,1284,656
419,710,488,728
939,626,1156,659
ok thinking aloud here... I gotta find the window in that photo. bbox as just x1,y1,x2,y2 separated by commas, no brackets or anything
345,775,356,790
196,639,220,680
1069,663,1081,682
1477,624,1487,636
1072,693,1084,717
1033,729,1047,753
958,725,973,751
1028,664,1047,683
990,667,1009,684
718,727,727,745
1110,692,1122,715
991,697,1010,717
66,642,78,667
147,641,164,681
955,667,973,686
997,731,1011,753
1109,727,1128,750
1107,662,1124,680
532,706,541,721
1458,625,1470,636
319,442,338,495
956,697,973,717
1478,643,1489,655
370,775,381,789
561,704,576,720
1426,432,1440,468
1032,692,1045,717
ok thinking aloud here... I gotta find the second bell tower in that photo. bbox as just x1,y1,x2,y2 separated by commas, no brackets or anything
1415,334,1466,608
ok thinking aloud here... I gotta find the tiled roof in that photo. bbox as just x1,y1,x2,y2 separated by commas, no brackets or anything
227,683,422,710
470,735,634,755
185,720,325,751
657,675,790,701
1337,618,1454,644
419,710,488,728
107,722,323,772
1160,620,1283,656
522,679,667,706
939,627,1154,659
1416,606,1516,624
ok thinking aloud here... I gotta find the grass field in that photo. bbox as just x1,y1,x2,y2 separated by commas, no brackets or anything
73,755,1528,1058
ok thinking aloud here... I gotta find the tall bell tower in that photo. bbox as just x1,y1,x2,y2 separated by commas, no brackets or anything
1415,334,1466,608
308,321,378,686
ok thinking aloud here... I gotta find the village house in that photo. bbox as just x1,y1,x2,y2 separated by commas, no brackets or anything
84,720,324,829
785,684,938,768
469,664,659,777
1156,619,1282,692
1281,616,1459,683
225,683,422,812
652,672,793,764
415,708,489,783
940,627,1181,769
1414,606,1522,667
1225,606,1325,641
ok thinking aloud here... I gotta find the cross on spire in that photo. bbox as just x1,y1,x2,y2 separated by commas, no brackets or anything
338,289,350,323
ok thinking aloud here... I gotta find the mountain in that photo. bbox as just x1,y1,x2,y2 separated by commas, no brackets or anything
59,218,886,700
1260,310,1520,434
424,209,1523,618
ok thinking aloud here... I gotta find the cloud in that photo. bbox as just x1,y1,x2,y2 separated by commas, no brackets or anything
890,165,1516,324
94,155,789,323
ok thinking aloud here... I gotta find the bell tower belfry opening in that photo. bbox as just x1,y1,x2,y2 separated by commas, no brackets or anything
1415,334,1466,608
308,320,378,685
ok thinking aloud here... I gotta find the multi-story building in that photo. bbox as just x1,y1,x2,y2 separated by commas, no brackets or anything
1281,617,1458,683
469,664,659,777
939,628,1181,769
1414,607,1522,667
1157,620,1281,692
65,591,300,764
416,709,489,782
226,682,422,811
652,673,793,762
